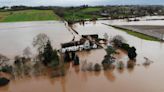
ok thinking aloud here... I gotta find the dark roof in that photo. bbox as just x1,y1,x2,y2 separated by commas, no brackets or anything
82,34,99,39
61,41,83,48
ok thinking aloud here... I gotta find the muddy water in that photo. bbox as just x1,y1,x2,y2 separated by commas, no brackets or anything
1,20,164,92
0,21,73,58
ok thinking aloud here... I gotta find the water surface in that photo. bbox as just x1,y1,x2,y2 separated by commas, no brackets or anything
0,21,73,58
1,20,164,92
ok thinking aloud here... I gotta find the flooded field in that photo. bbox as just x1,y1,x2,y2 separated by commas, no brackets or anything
106,18,164,40
0,21,73,58
75,20,164,63
1,20,164,92
117,25,164,34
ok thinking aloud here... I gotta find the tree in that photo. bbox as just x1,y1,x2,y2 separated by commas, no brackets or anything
94,63,101,71
64,51,71,62
103,33,109,40
121,43,130,51
33,33,50,53
105,46,116,55
42,40,59,66
128,47,137,60
0,54,9,66
73,55,80,65
111,35,126,47
102,46,116,67
23,47,32,58
50,50,59,67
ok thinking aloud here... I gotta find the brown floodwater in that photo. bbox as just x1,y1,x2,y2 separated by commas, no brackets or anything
1,20,164,92
0,21,73,58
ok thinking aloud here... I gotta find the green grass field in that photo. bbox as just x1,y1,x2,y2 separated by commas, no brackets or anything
80,7,102,12
0,10,60,22
64,12,100,20
61,7,103,21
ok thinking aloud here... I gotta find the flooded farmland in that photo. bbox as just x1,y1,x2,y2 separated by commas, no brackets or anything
0,21,73,58
1,20,164,92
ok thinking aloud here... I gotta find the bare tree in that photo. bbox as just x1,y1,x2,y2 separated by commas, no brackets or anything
104,33,109,40
112,35,126,43
111,35,126,47
0,54,9,66
32,33,50,53
23,47,32,58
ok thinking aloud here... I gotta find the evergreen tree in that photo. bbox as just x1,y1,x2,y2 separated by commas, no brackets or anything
42,40,59,66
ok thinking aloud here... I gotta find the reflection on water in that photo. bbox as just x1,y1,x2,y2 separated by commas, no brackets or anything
127,60,136,73
1,20,164,92
0,49,143,92
103,69,116,82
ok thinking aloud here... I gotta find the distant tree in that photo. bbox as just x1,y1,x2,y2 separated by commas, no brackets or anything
0,6,8,10
11,5,28,10
54,8,65,18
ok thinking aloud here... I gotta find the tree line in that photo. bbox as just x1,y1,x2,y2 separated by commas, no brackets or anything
1,5,164,19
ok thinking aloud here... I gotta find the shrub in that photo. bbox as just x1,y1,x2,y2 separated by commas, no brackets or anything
102,46,116,70
102,55,115,65
0,77,10,86
94,63,101,71
105,46,116,55
0,65,12,74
